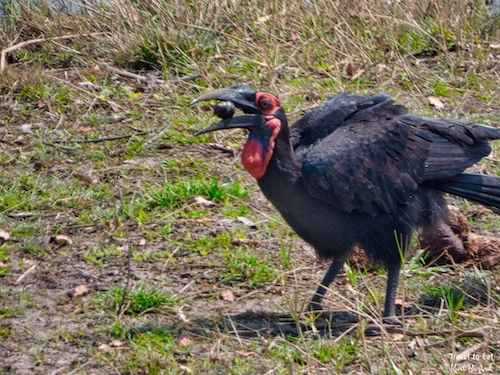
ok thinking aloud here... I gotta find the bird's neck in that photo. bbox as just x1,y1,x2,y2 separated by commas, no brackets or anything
257,133,301,196
269,135,301,178
257,114,301,182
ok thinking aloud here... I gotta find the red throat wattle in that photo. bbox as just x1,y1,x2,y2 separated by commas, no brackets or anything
242,140,266,179
241,118,281,179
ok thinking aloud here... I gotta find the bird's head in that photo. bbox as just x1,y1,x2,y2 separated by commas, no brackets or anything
191,84,286,179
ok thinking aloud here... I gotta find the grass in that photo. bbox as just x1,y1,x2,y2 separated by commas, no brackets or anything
0,0,499,374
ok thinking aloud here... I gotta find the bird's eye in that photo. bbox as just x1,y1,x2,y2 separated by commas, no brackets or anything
259,98,272,110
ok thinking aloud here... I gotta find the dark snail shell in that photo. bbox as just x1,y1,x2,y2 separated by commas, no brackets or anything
213,101,235,119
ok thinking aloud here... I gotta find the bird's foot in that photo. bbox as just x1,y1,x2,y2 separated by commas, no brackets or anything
382,316,403,326
364,316,404,336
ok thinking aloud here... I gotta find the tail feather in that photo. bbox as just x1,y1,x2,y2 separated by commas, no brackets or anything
435,173,500,209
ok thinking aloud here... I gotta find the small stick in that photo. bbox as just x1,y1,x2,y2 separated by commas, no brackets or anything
0,32,106,71
42,141,77,152
15,264,36,284
209,143,234,155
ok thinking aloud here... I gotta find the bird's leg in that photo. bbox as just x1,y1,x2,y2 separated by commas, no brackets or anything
382,260,403,325
306,259,345,313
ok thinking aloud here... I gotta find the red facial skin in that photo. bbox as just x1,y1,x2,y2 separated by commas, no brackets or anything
241,93,282,179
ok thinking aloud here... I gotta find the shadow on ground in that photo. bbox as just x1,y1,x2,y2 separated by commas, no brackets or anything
130,310,360,340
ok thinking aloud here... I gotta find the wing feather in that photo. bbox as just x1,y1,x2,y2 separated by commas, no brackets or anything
295,94,500,216
299,101,432,216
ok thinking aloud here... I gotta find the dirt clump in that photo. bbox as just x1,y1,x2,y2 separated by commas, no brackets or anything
348,209,500,270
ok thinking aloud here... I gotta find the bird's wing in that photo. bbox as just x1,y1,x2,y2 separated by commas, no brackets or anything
401,115,500,180
290,92,390,150
299,100,433,216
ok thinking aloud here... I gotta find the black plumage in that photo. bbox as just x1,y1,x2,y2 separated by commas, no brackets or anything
192,84,500,322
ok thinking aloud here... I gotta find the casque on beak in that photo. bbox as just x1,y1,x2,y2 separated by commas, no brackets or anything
191,84,265,135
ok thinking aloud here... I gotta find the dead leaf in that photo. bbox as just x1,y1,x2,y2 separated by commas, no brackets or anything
391,333,405,341
179,365,193,373
377,63,388,72
110,340,124,347
192,196,215,207
256,15,271,24
270,286,284,295
346,63,356,78
427,96,444,109
0,229,10,241
37,98,45,108
195,217,216,223
221,289,235,302
51,234,74,245
98,344,110,352
73,125,93,132
138,238,147,246
177,309,190,323
235,350,257,358
0,262,8,268
395,298,413,309
20,124,33,133
179,337,192,347
237,216,257,229
74,284,90,297
73,172,94,186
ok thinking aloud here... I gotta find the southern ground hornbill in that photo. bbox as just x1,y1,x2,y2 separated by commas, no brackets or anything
192,84,500,322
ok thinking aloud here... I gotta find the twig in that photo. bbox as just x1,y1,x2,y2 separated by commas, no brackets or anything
15,264,36,284
173,280,196,299
209,143,234,156
100,63,200,85
66,362,90,375
0,32,106,71
42,141,77,152
144,124,171,146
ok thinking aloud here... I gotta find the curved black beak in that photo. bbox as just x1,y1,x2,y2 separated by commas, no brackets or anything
195,114,266,136
190,84,260,114
192,84,265,136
